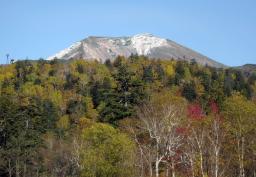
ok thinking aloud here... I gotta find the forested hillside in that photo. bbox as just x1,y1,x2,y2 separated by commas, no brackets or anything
0,56,256,177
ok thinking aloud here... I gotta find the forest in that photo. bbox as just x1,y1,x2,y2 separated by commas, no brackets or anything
0,55,256,177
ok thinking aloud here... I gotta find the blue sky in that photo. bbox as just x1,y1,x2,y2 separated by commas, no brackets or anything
0,0,255,66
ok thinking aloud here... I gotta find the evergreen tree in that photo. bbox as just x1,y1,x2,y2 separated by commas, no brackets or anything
155,63,165,80
100,64,145,123
182,81,197,101
142,65,154,83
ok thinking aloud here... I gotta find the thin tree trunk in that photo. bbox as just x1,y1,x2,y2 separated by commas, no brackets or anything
171,160,175,177
214,121,220,177
149,156,153,177
155,160,160,177
193,128,206,177
139,147,144,177
155,140,160,177
241,137,245,177
200,151,205,177
36,167,39,177
166,164,169,177
23,163,26,177
149,164,153,177
190,157,195,177
15,158,20,177
237,134,245,177
8,159,12,177
215,150,219,177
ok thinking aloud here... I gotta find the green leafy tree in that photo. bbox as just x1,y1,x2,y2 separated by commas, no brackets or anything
0,94,58,177
80,123,135,177
223,93,256,177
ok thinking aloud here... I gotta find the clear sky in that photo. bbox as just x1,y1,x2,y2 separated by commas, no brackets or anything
0,0,255,66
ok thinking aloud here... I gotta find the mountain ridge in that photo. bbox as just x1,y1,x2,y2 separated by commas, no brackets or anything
47,33,225,68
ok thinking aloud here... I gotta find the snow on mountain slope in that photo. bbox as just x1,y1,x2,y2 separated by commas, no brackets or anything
47,33,225,68
131,33,168,55
47,42,82,60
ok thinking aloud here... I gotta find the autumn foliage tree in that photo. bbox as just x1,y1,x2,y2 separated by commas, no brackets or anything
0,57,256,177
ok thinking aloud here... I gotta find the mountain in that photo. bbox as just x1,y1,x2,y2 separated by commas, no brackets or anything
236,64,256,71
235,64,256,75
47,33,225,68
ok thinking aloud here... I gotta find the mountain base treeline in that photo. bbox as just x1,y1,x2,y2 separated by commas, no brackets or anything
0,56,256,177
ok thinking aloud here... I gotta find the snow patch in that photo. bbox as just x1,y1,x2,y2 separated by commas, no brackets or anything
47,42,81,60
131,33,168,55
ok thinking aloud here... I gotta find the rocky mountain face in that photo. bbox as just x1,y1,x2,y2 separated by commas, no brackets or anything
47,33,225,68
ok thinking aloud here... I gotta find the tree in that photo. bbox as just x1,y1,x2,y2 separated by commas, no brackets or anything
182,82,197,102
142,65,154,83
104,59,112,68
207,101,226,177
113,55,125,67
186,103,208,177
66,98,86,123
80,123,135,177
100,64,145,123
39,132,78,177
64,73,80,90
0,94,58,177
14,60,34,89
223,93,256,177
234,71,246,92
137,91,186,177
224,70,234,97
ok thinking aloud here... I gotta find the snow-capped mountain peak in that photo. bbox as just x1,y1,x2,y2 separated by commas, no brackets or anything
47,33,224,68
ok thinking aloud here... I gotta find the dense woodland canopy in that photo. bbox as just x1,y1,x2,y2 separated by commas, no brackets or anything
0,55,256,177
